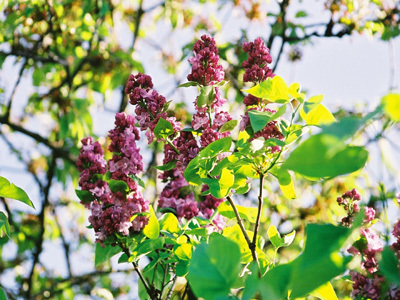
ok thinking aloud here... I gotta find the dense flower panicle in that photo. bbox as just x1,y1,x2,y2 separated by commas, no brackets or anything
158,175,199,219
242,37,274,83
125,73,182,144
243,94,261,107
360,228,384,273
125,73,154,105
392,219,400,258
77,113,150,244
364,207,376,223
337,188,361,227
350,272,383,300
187,35,224,86
77,137,107,193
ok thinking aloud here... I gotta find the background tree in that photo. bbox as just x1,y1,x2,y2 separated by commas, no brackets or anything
0,0,399,299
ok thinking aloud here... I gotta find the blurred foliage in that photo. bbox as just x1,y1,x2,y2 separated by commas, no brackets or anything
0,0,399,299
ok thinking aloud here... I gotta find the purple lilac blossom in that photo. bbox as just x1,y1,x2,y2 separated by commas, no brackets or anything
125,73,181,144
242,37,274,83
77,113,149,245
187,34,224,86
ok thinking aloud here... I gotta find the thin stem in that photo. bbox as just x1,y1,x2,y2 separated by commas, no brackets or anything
226,196,258,264
120,245,154,298
166,138,180,154
165,275,177,300
252,174,264,248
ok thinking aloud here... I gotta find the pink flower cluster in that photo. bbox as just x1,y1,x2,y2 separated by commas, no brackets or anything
392,219,400,258
77,113,149,244
337,189,400,299
337,188,362,227
156,35,234,223
242,37,274,83
125,73,181,144
76,137,107,193
187,35,224,86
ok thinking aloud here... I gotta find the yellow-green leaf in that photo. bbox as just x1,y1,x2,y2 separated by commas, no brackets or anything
143,206,160,239
382,93,400,122
243,76,290,103
309,282,338,300
301,103,336,126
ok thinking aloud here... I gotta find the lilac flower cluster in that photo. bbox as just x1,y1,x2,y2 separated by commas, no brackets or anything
157,35,232,223
187,34,224,86
392,218,400,259
242,37,274,107
337,188,362,227
77,113,149,245
76,137,107,195
125,73,181,144
240,107,284,153
337,189,400,299
242,37,274,83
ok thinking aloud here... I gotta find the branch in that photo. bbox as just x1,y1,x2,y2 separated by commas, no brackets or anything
25,154,57,298
252,174,264,249
226,196,258,264
119,244,156,299
0,117,75,164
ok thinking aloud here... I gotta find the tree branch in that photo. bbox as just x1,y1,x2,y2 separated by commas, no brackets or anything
226,195,258,264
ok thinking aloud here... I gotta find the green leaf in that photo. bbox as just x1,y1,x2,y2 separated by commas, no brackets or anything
184,156,204,186
271,167,296,199
159,213,180,234
258,264,292,300
218,201,257,223
284,134,369,178
289,224,354,298
248,105,287,133
107,180,129,194
153,118,174,140
288,82,304,102
199,137,232,160
203,168,234,198
178,81,199,88
143,206,160,239
310,282,338,300
154,160,176,171
184,137,232,186
174,243,193,261
295,10,308,18
197,85,215,108
128,174,146,188
0,212,11,238
0,176,34,208
0,287,7,300
188,234,241,300
382,93,400,122
223,224,255,263
267,225,283,248
95,243,122,267
301,95,336,126
75,189,95,204
219,120,238,133
243,76,290,102
380,246,400,286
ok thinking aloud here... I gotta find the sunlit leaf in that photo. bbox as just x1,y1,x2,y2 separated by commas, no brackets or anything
0,176,34,208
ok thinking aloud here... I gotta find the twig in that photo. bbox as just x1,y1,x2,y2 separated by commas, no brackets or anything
226,196,258,264
252,174,264,249
25,153,57,298
120,245,156,299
